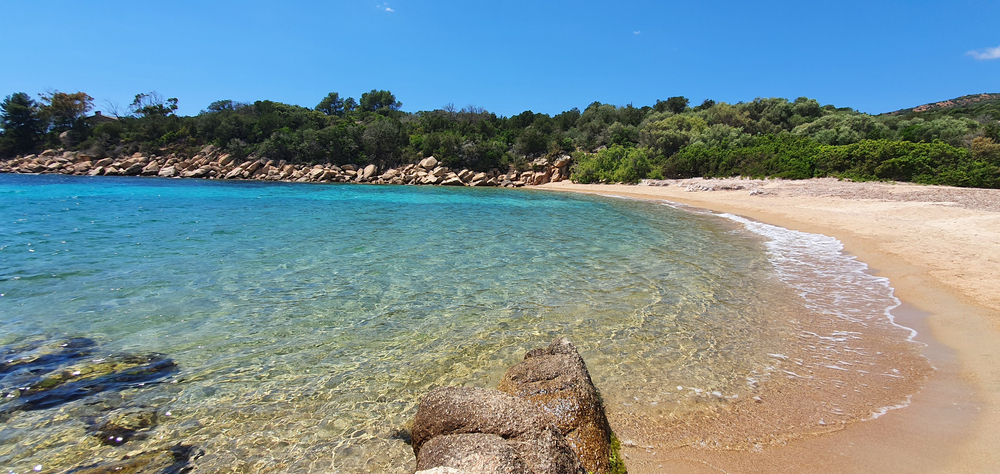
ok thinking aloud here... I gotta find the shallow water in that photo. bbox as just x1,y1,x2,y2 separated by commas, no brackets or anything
0,175,927,472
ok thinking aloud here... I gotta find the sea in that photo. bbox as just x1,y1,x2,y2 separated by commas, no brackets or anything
0,174,929,472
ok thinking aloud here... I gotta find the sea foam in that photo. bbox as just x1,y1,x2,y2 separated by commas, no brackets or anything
719,213,918,343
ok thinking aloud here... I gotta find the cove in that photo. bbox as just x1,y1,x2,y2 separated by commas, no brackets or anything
0,174,925,473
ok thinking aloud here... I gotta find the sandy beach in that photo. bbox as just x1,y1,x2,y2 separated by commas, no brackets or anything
541,178,1000,473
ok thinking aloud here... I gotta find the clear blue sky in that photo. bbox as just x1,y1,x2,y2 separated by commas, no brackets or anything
2,0,998,117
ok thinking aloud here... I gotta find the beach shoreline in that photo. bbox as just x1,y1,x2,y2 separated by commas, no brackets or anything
540,178,1000,473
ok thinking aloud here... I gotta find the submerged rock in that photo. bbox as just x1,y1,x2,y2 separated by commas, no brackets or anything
91,407,160,446
64,444,202,474
1,337,96,375
0,338,177,414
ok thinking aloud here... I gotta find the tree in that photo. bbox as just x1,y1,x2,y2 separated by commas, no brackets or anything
971,137,1000,165
792,113,890,146
655,96,689,114
618,104,644,127
343,97,358,113
666,96,689,114
554,107,581,131
39,90,94,133
37,90,94,147
315,92,345,116
206,99,245,113
514,127,550,156
896,116,979,147
983,122,1000,142
694,99,716,111
359,89,401,114
0,92,44,156
739,97,795,133
129,92,178,118
362,118,405,165
639,115,707,157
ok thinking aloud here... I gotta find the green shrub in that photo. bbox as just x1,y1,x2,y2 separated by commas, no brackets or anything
659,134,820,179
814,139,969,183
572,145,651,184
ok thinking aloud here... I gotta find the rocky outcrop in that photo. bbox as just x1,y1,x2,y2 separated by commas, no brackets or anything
411,338,620,474
0,147,574,189
412,387,585,474
498,338,614,474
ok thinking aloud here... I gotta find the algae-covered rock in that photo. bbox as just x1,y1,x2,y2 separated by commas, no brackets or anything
1,337,96,375
1,338,177,414
91,407,160,446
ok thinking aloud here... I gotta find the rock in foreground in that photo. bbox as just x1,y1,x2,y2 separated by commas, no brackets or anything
411,337,622,473
412,386,585,474
498,338,614,474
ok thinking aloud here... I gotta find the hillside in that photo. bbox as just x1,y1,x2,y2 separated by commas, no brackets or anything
884,93,1000,117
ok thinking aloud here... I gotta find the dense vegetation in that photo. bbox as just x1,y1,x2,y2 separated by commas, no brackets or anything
2,89,999,188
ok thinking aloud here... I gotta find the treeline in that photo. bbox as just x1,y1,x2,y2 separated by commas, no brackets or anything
570,96,1000,188
0,89,562,173
2,89,999,188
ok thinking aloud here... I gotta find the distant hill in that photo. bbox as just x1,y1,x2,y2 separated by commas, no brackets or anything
884,93,1000,116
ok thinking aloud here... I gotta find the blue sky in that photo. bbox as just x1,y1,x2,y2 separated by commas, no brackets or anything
2,0,998,117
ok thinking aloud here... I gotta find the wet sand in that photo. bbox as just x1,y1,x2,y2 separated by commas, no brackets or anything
540,178,1000,473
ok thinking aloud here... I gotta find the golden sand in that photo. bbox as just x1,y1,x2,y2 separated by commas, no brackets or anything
540,178,1000,473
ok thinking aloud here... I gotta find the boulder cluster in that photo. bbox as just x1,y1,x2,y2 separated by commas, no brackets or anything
0,147,574,188
411,338,619,474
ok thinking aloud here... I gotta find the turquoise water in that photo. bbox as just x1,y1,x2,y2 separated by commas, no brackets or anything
0,175,922,472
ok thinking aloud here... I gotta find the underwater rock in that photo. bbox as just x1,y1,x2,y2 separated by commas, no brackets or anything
1,339,176,414
498,338,614,474
64,444,202,474
91,407,160,446
1,337,96,375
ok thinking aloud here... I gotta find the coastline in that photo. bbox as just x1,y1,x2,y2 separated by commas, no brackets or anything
540,178,1000,473
4,169,998,471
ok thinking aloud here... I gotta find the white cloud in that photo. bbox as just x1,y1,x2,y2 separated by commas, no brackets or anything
967,45,1000,60
385,7,394,11
633,31,641,35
